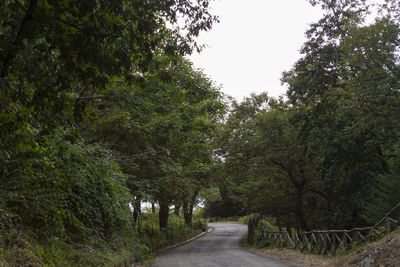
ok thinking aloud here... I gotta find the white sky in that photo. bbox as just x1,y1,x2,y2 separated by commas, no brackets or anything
188,0,325,101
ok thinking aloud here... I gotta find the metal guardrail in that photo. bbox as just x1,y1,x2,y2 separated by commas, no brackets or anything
258,202,400,255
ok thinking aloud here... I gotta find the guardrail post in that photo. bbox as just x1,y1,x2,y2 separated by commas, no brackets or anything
332,233,337,255
343,232,347,251
386,216,390,233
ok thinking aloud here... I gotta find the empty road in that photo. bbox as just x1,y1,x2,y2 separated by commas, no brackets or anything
153,222,298,267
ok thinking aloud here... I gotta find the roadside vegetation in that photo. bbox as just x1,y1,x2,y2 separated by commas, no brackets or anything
242,228,400,267
333,230,400,266
137,208,207,252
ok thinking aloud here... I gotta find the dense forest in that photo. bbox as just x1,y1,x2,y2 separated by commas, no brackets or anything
1,0,400,265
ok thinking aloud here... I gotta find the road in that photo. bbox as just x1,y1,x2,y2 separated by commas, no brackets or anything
153,222,298,267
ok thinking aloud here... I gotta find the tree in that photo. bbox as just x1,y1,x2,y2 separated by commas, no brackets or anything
0,0,221,258
86,54,224,229
1,0,219,185
282,0,400,227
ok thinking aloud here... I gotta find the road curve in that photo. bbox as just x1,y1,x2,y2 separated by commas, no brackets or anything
153,222,298,267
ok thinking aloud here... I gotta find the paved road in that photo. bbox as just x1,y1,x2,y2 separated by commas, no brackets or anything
153,222,297,267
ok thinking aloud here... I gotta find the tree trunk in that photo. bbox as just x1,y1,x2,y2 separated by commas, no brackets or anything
247,216,260,244
159,202,169,229
183,189,199,226
295,186,309,231
151,202,155,213
276,216,282,231
132,197,141,228
183,201,193,226
73,97,86,124
1,0,39,78
286,224,292,238
174,204,181,216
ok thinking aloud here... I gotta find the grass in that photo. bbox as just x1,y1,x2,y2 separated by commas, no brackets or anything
242,220,400,267
331,230,400,267
138,212,206,250
0,210,206,266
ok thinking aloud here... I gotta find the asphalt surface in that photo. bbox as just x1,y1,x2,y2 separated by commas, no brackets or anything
153,222,298,267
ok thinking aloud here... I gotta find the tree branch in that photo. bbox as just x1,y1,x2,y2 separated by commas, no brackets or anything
1,0,39,79
270,159,300,187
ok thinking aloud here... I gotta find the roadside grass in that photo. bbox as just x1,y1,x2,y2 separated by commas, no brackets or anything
331,230,400,267
0,210,207,266
138,211,206,251
0,227,143,267
242,235,333,266
242,222,400,267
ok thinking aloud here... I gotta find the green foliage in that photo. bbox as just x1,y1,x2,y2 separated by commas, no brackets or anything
208,216,243,222
1,131,132,243
1,0,222,265
209,0,400,233
203,185,247,218
4,0,400,264
283,1,400,228
137,211,205,252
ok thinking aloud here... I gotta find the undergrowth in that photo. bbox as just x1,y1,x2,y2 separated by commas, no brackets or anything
0,208,206,266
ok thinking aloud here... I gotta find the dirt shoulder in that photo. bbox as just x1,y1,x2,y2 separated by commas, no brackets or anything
332,231,400,267
247,247,333,266
247,231,400,267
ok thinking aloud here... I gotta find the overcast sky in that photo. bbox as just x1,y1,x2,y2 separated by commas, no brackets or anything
188,0,325,101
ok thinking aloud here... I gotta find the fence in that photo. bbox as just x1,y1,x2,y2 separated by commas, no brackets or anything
258,202,400,255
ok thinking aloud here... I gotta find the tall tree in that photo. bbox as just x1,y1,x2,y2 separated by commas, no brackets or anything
282,0,400,227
